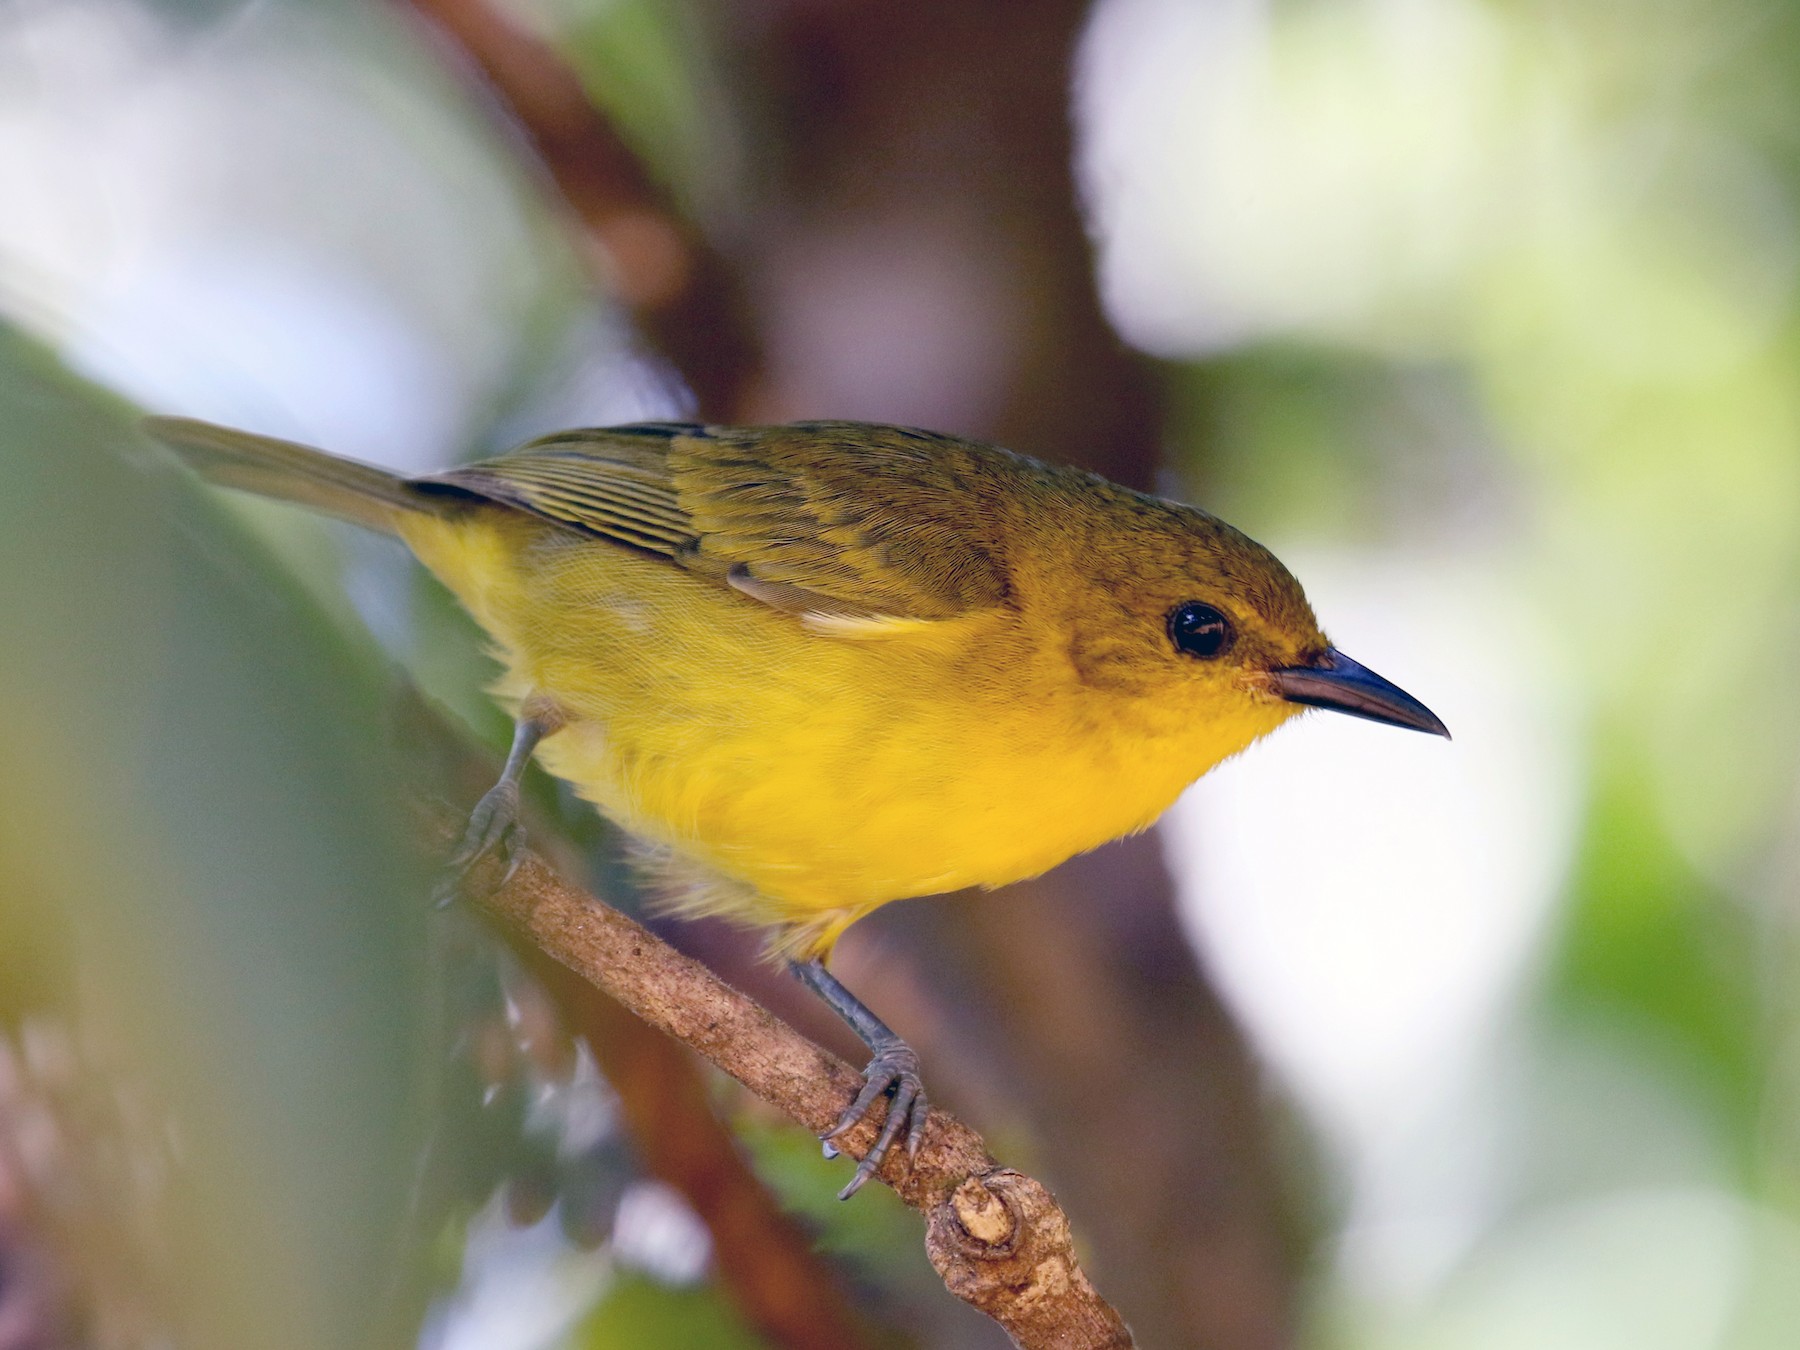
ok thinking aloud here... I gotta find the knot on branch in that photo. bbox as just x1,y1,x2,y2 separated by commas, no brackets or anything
926,1169,1047,1277
950,1173,1018,1249
926,1170,1132,1346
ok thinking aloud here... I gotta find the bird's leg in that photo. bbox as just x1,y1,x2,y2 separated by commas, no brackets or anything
791,957,929,1199
434,705,562,906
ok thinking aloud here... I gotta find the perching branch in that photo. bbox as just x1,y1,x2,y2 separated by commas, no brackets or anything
468,846,1134,1350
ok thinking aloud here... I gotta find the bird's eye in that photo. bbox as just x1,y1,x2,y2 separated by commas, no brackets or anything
1168,602,1232,659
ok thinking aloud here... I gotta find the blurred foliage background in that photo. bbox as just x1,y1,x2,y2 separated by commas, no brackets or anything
6,0,1800,1346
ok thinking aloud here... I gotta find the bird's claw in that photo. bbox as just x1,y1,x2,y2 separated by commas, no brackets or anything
433,781,526,907
826,1044,929,1200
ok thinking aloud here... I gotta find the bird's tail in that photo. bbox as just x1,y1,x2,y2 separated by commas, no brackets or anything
143,416,440,536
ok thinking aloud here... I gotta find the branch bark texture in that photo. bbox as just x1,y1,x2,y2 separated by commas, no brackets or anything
475,851,1134,1350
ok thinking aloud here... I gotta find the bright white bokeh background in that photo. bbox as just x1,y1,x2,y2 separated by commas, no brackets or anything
1077,0,1800,1341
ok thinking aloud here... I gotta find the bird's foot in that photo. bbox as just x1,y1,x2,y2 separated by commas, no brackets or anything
825,1041,929,1200
433,779,527,907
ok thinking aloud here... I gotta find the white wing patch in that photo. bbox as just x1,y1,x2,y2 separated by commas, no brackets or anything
726,563,922,638
799,611,936,640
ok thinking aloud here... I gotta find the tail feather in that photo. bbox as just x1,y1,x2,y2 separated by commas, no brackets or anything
143,416,440,535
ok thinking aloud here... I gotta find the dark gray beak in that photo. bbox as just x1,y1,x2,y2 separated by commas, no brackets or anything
1269,648,1450,738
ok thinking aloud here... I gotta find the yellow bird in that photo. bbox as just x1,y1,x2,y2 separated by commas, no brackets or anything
146,416,1446,1195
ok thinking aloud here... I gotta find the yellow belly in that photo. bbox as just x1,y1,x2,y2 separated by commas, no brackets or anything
399,509,1289,956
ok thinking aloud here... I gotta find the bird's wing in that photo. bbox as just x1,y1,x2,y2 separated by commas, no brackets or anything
415,422,1011,624
415,423,702,558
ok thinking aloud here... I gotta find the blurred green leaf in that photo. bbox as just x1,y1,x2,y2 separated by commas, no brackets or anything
734,1117,932,1285
576,1271,767,1350
0,322,435,1346
1545,741,1763,1157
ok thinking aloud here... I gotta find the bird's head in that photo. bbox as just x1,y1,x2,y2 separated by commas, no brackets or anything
1049,489,1447,768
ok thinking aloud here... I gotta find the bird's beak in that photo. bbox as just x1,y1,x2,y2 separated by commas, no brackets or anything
1267,648,1450,738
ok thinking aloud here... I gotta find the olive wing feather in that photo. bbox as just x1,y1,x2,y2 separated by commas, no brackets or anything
417,423,701,558
414,422,1011,624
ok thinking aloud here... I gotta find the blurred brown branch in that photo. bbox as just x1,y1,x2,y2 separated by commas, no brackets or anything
468,843,1134,1350
531,967,888,1350
398,0,765,416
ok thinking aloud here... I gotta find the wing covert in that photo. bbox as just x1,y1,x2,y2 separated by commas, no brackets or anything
672,423,1011,621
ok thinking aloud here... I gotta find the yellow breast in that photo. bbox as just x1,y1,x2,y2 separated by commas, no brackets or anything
399,508,1291,957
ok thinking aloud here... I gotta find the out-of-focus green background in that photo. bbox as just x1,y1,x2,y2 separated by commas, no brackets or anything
5,0,1800,1346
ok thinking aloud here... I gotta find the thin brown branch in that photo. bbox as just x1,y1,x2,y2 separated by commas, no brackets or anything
397,0,764,418
472,849,1134,1350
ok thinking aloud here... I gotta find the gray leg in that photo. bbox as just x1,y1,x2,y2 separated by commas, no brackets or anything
434,712,557,906
792,957,930,1199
